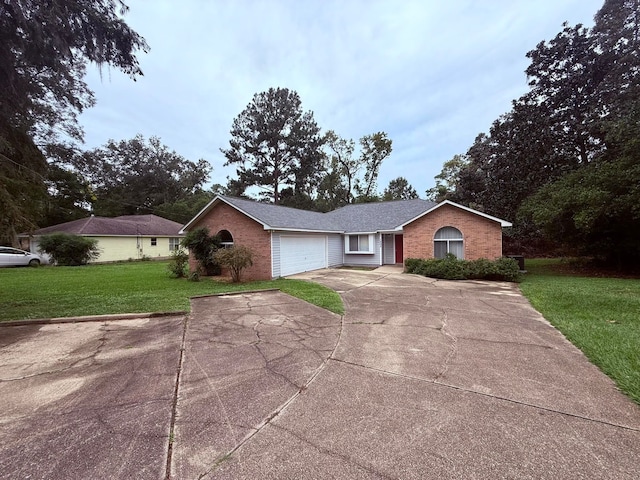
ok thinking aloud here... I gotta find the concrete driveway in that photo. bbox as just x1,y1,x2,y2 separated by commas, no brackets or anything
1,269,639,479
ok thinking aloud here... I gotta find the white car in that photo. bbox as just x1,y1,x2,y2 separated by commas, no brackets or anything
0,246,43,267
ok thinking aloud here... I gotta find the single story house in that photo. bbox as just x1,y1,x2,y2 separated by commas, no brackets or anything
180,195,512,280
21,214,184,263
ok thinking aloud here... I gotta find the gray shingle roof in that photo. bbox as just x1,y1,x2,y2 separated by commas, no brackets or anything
30,215,184,236
195,196,437,233
183,195,511,234
221,196,341,231
325,199,438,232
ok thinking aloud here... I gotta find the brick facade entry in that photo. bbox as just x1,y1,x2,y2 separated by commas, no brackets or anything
189,202,272,280
402,204,503,262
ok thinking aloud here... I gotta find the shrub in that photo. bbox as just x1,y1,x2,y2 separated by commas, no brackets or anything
38,233,100,266
167,249,189,278
213,245,254,283
181,227,221,275
490,257,521,282
405,256,521,282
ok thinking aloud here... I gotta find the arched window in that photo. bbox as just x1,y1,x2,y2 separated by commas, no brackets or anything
434,227,464,259
218,230,234,248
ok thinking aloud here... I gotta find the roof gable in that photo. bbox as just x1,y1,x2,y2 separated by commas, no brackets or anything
399,200,513,228
181,196,343,233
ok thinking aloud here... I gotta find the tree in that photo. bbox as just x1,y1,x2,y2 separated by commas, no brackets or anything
520,104,640,267
0,125,48,244
38,233,100,266
41,164,94,227
425,154,468,202
73,135,211,220
321,130,357,206
355,132,392,200
222,87,325,204
0,0,148,244
318,130,393,208
383,177,418,201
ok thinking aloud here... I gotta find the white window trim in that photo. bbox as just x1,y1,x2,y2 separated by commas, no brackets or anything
344,233,375,254
169,237,182,251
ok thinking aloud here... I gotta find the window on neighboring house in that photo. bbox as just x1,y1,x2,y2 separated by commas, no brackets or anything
434,227,464,259
345,234,375,254
150,237,157,246
169,237,181,251
218,230,234,248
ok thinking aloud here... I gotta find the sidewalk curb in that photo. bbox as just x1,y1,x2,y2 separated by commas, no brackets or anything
0,311,188,327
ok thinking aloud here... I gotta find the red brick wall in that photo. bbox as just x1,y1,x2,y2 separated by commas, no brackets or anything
403,204,503,261
189,202,272,280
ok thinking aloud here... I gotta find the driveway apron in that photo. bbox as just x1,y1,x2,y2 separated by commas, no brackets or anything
193,270,640,480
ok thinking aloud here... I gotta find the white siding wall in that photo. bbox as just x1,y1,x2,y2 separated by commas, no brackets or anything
382,234,395,264
271,233,281,277
343,233,382,266
327,234,343,267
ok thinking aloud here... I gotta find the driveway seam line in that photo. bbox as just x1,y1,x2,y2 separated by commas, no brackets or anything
165,314,189,480
330,358,640,432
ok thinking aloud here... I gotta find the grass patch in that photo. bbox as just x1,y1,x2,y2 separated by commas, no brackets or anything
0,261,343,321
520,258,640,405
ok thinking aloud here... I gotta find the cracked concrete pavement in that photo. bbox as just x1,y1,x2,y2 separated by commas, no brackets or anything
0,269,639,479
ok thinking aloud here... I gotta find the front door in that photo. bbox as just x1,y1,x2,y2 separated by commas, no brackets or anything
395,234,403,264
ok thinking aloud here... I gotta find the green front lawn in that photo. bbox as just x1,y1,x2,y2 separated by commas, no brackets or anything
0,261,344,321
520,259,640,405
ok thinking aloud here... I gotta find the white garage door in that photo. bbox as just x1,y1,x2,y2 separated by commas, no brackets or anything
280,235,327,276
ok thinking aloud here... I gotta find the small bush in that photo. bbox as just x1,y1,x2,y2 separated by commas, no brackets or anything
167,250,189,278
405,256,521,282
38,233,100,266
213,245,254,283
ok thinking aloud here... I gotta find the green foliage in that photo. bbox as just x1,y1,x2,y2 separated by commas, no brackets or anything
355,132,392,200
0,0,147,243
38,233,100,266
426,154,469,202
41,164,94,227
213,245,254,283
222,87,325,205
520,103,640,266
181,227,221,275
167,249,189,278
430,1,640,264
73,135,212,218
382,176,418,201
405,255,521,282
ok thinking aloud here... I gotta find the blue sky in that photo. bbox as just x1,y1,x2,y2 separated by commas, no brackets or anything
79,0,604,198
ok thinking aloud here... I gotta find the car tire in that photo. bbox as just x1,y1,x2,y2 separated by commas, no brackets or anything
29,259,40,267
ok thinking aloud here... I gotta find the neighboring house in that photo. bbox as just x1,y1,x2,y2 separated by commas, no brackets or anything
180,195,512,280
21,215,184,263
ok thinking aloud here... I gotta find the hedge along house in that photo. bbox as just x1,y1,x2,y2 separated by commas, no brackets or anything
180,195,512,281
21,215,184,263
